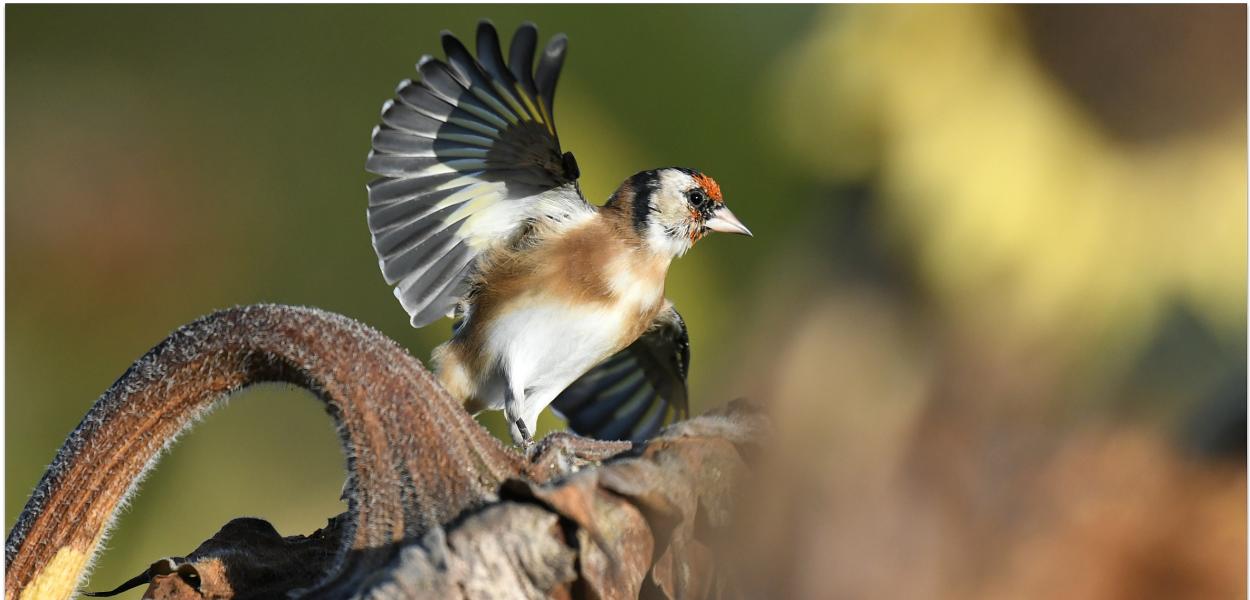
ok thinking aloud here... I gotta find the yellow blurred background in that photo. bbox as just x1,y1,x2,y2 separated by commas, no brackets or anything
6,5,1245,597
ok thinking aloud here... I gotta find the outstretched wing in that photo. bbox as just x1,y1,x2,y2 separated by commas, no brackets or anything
551,303,691,443
367,21,590,327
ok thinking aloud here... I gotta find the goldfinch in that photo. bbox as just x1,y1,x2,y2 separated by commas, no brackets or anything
365,21,751,445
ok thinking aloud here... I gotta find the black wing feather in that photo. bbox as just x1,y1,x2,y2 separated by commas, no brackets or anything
476,21,529,117
509,23,540,99
535,34,567,120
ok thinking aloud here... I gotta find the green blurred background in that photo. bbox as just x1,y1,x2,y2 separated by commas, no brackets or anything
6,5,1246,597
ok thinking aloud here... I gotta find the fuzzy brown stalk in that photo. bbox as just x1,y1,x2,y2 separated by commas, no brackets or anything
4,304,524,599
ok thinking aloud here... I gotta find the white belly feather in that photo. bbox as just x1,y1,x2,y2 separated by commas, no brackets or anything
483,300,625,421
475,290,660,430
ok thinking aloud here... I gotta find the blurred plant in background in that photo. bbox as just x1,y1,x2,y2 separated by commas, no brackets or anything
775,5,1243,374
730,5,1246,598
6,5,1245,597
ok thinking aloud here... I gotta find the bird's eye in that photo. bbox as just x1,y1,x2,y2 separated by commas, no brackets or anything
688,189,707,208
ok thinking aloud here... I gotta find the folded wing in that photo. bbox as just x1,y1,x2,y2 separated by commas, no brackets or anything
367,21,590,327
551,303,691,442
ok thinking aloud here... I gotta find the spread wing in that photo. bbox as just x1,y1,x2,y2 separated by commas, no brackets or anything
551,303,691,443
366,21,591,327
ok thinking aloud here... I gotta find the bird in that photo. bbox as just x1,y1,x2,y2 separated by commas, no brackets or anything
365,20,752,446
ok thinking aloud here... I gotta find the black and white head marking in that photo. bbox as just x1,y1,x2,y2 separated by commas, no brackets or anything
625,167,743,257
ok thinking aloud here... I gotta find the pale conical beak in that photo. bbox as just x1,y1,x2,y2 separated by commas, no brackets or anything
705,206,753,237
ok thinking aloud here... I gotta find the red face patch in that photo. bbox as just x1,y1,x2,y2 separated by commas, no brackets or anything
691,173,723,204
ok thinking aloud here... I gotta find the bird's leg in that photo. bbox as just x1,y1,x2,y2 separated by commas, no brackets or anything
503,379,532,448
514,420,532,446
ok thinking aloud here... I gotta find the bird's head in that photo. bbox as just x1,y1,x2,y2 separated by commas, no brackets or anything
614,167,752,257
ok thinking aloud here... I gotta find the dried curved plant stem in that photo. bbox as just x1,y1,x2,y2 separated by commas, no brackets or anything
4,304,524,599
